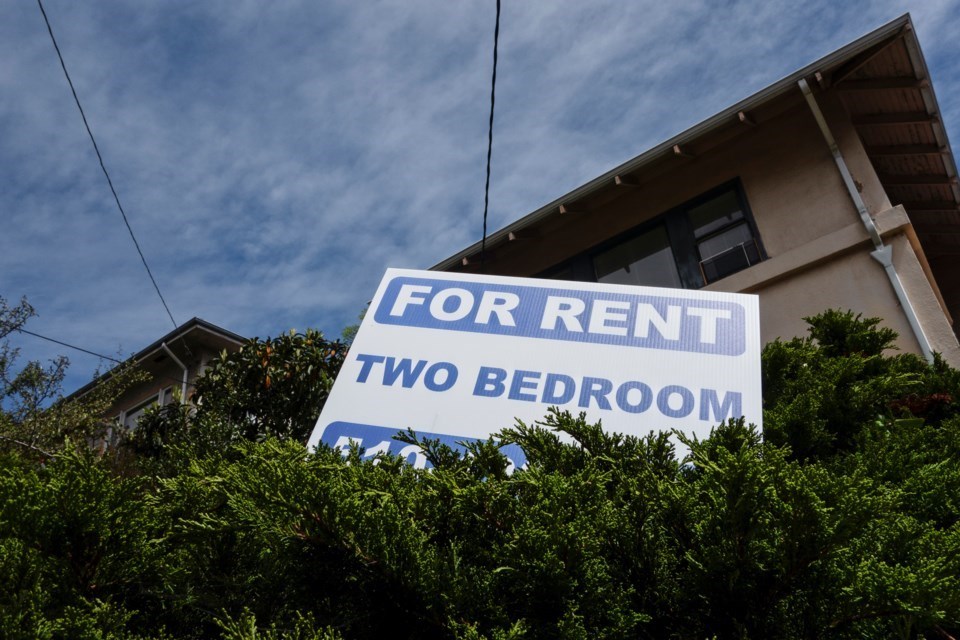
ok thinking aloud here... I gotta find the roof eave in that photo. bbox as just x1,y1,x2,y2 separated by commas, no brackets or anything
430,13,915,272
64,318,246,401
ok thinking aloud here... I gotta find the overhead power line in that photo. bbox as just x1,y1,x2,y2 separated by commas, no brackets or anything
16,328,202,390
36,0,180,332
480,0,501,269
16,327,123,363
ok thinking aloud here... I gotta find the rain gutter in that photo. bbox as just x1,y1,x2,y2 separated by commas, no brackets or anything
798,77,934,363
161,342,189,404
431,15,911,271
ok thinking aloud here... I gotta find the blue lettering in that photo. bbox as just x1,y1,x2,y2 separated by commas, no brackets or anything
542,373,576,404
616,381,653,414
509,370,541,402
423,361,458,392
474,366,507,397
699,388,742,422
579,377,613,410
383,357,427,388
367,358,743,424
355,353,386,383
657,385,695,418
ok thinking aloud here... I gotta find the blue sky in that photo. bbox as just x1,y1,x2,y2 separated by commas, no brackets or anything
2,0,959,395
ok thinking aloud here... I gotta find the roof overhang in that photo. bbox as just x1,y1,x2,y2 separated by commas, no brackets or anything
431,14,959,273
66,318,246,401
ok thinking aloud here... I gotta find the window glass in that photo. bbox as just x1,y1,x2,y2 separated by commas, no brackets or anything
696,222,754,261
689,188,760,283
123,400,153,430
699,231,761,283
122,387,173,430
537,182,763,289
688,190,744,239
542,264,576,281
593,225,682,288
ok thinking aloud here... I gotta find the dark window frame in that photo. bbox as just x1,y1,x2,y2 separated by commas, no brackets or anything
539,179,766,288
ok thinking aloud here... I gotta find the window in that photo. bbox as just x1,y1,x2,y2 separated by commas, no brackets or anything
593,224,683,288
120,386,174,430
688,189,762,284
542,181,764,288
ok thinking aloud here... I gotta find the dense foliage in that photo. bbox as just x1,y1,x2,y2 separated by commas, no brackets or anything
127,330,347,470
2,309,960,638
0,297,146,460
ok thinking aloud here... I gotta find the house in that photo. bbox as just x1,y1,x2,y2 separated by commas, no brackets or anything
68,317,245,429
432,14,960,367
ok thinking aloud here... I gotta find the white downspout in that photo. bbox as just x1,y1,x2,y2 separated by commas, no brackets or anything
161,342,189,405
798,78,934,363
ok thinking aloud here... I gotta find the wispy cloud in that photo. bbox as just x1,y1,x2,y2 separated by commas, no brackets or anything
2,0,959,393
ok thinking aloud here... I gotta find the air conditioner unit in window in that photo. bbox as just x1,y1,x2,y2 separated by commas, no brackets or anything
699,240,761,284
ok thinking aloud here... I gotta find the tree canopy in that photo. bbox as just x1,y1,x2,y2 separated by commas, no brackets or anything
2,305,960,639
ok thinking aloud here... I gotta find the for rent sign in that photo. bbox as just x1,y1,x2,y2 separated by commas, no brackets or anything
307,269,761,469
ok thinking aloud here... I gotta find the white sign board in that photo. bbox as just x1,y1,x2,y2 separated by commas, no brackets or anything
307,268,761,468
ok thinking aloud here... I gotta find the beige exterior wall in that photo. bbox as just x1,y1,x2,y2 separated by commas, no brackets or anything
745,249,923,353
109,362,184,421
107,346,220,424
703,213,916,352
877,210,960,362
452,87,960,365
479,98,872,277
77,323,247,428
704,205,960,365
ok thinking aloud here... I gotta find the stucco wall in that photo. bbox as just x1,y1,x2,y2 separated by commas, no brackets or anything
882,217,960,363
478,93,881,279
443,87,958,364
701,203,960,365
106,346,219,422
744,248,922,353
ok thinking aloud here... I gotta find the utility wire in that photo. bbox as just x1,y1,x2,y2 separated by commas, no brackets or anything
479,0,501,270
15,328,202,390
16,328,123,364
36,0,179,331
